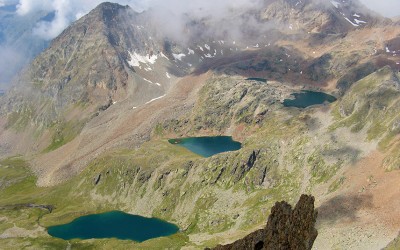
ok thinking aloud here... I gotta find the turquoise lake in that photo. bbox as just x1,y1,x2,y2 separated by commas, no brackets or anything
47,211,179,242
283,90,337,108
168,136,242,157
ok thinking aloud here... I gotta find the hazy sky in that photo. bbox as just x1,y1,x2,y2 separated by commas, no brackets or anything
11,0,400,40
10,0,400,40
359,0,400,17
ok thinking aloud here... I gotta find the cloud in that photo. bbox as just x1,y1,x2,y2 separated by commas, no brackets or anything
0,45,24,89
139,0,263,44
16,0,142,40
12,0,400,41
16,0,262,41
359,0,400,17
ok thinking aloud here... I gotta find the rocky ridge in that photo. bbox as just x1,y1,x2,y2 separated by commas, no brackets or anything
210,194,318,250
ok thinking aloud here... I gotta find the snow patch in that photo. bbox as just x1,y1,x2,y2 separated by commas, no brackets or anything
143,78,153,84
173,53,186,61
344,17,359,27
353,13,361,18
330,0,340,8
166,72,171,79
160,52,169,60
143,78,161,87
205,44,211,50
188,48,195,55
128,51,158,67
145,95,166,105
354,19,366,25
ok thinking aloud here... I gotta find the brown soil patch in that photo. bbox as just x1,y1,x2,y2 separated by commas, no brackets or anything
314,150,400,249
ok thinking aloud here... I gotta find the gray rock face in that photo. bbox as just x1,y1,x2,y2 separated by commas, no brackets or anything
210,194,318,250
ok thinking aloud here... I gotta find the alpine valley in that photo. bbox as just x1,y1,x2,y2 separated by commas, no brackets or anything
0,0,400,249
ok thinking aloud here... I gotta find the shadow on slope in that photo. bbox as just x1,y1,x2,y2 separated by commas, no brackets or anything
317,194,373,224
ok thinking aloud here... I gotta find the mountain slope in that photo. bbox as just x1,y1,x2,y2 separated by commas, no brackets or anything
0,2,179,157
0,1,400,249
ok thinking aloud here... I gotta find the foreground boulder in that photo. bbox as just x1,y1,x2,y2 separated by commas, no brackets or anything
210,194,318,250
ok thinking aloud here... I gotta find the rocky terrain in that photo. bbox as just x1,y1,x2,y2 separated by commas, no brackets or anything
0,0,399,249
211,194,318,250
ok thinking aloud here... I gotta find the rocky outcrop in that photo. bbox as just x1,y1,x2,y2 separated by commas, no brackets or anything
93,174,101,185
210,194,318,250
232,150,260,183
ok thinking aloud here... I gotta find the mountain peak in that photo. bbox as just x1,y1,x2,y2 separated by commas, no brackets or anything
96,1,127,9
83,1,132,27
92,1,130,20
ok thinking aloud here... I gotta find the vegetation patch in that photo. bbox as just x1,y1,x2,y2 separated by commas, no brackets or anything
43,119,87,152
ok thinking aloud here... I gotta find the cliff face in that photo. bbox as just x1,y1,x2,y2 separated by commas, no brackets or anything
211,195,318,250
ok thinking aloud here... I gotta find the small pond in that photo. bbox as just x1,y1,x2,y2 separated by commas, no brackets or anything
168,136,242,157
47,211,179,242
283,90,337,108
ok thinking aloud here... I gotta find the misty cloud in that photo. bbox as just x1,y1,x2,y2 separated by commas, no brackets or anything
359,0,400,18
12,0,400,41
141,0,264,44
0,45,24,88
16,0,143,40
15,0,263,41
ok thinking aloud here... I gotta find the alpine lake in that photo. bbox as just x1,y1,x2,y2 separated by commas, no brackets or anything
168,136,242,157
47,211,179,242
283,90,337,108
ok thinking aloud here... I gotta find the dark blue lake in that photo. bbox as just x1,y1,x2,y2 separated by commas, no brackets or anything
168,136,242,157
283,90,337,108
47,211,179,242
